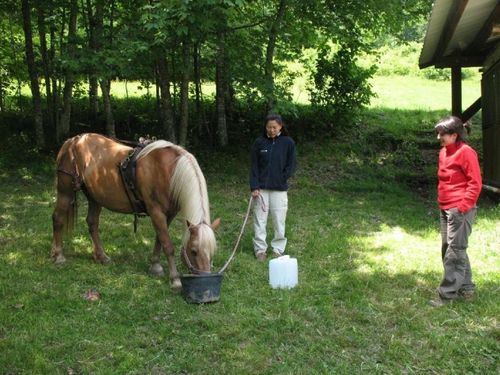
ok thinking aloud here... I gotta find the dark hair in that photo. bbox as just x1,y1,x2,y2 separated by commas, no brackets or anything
262,113,289,136
434,116,471,142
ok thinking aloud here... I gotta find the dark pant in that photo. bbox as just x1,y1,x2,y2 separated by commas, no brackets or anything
438,207,476,300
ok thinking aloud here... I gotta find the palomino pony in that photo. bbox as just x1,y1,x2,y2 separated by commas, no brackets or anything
51,133,220,289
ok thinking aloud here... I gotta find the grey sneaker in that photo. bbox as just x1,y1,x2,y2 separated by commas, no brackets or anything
458,289,475,301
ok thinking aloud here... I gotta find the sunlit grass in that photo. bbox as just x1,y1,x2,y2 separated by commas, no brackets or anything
14,69,481,115
356,212,500,279
105,74,482,116
369,75,481,110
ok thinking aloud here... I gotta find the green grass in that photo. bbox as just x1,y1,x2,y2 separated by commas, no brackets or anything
369,75,481,111
1,76,498,374
14,68,481,112
1,132,498,374
69,74,477,111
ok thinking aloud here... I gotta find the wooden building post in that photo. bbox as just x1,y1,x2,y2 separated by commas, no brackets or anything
451,65,462,117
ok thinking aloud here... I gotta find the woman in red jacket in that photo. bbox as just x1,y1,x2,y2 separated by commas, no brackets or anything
430,116,482,307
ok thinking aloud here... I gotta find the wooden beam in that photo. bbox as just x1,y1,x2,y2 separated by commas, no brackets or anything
434,55,485,68
464,4,500,55
451,66,462,116
460,97,482,122
431,0,469,65
483,184,500,194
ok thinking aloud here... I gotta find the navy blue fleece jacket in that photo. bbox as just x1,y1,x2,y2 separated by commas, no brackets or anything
250,134,297,191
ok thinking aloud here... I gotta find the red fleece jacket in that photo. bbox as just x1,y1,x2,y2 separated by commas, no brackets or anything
437,141,482,213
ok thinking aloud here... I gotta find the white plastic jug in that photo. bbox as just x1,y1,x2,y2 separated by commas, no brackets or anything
269,255,298,289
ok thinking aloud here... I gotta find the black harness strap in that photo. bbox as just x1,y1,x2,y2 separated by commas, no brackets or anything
119,144,151,232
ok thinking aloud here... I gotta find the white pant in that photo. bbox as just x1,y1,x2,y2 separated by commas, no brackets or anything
253,190,288,255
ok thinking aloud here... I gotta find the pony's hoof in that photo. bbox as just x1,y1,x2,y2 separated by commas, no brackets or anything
53,255,66,265
170,278,182,290
150,264,165,277
95,254,111,265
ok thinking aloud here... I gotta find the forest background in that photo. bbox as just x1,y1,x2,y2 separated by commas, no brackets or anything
0,0,442,150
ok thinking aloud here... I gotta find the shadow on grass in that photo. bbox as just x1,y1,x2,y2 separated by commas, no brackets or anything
0,107,498,373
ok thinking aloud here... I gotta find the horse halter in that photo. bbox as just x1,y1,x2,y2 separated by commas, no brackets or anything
181,244,212,275
181,195,255,276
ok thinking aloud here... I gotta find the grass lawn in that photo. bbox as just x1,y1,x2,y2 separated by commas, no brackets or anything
369,75,481,111
0,75,498,374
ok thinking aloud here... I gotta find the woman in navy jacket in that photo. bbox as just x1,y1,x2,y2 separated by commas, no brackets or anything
250,113,297,261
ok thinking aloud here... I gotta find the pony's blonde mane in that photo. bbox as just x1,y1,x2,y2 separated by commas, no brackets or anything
181,223,217,257
137,140,215,256
137,140,175,159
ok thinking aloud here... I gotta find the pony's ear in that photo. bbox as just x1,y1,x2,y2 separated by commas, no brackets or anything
211,218,221,232
186,221,197,234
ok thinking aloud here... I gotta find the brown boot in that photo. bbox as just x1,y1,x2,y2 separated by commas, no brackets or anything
255,252,267,262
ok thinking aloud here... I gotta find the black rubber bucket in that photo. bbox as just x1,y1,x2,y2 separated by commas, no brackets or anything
180,273,224,304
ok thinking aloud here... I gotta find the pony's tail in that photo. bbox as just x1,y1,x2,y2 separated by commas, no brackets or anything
55,136,80,239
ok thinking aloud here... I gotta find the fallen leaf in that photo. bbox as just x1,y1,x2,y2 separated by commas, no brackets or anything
82,289,101,302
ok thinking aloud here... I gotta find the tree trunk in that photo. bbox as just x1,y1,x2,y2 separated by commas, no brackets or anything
94,0,115,136
50,25,59,133
21,0,45,148
0,74,4,111
36,1,55,132
86,0,99,117
157,56,176,142
100,79,115,137
89,76,99,116
58,0,78,143
170,50,177,120
193,42,212,147
215,33,227,147
265,0,287,113
7,18,21,112
193,42,202,136
53,4,68,138
178,41,190,146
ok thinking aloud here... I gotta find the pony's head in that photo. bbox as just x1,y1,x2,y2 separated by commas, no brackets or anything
182,218,221,273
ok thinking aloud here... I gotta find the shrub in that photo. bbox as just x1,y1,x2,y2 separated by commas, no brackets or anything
309,45,376,123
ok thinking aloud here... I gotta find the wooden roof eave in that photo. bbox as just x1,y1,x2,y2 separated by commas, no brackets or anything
434,55,485,68
420,2,500,69
463,4,500,57
428,0,469,68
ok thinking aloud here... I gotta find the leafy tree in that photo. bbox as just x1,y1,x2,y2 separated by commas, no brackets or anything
310,44,376,119
0,5,26,111
299,0,430,120
4,0,433,147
